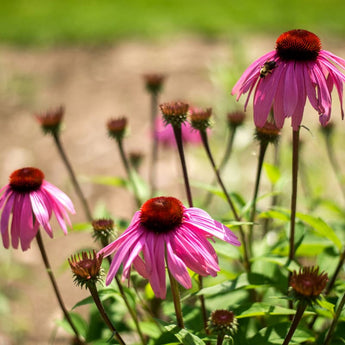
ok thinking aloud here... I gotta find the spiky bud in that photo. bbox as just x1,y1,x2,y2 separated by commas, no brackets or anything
160,101,189,127
143,73,165,94
35,106,64,135
189,107,212,131
208,309,238,337
107,117,128,141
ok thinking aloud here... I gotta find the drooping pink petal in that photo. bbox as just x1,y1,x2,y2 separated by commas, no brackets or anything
166,239,192,289
291,63,307,130
11,194,23,249
19,194,36,251
122,236,145,279
0,192,14,249
283,62,299,117
30,190,53,238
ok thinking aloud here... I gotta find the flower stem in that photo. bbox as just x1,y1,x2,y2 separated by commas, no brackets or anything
199,129,250,272
149,92,159,197
35,230,83,343
217,334,225,345
323,290,345,345
203,126,237,207
52,133,93,222
198,275,209,335
172,124,193,207
248,140,268,257
168,270,184,328
282,302,307,345
87,283,127,345
116,139,142,208
288,129,300,265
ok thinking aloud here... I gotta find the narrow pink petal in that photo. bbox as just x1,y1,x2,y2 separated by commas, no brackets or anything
0,192,14,249
19,194,36,251
184,208,241,246
321,50,345,70
291,63,307,130
42,181,76,214
146,233,166,299
105,229,143,285
0,186,13,210
172,227,220,276
11,194,23,249
122,237,145,279
30,191,53,238
304,63,319,111
283,62,298,116
133,255,149,279
232,51,276,96
166,239,192,289
253,63,284,127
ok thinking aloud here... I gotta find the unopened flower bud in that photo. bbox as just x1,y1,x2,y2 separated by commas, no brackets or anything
208,309,238,337
227,111,246,129
69,250,104,288
255,121,281,144
160,101,189,127
189,107,212,131
35,106,64,135
290,266,328,304
107,117,127,141
143,73,165,94
92,218,116,245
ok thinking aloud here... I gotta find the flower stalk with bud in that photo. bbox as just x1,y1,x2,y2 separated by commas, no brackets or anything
36,106,93,222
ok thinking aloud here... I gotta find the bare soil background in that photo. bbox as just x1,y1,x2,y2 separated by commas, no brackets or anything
0,36,344,345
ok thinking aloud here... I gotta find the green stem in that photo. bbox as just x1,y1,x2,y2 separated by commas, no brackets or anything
282,302,307,345
36,230,83,343
168,270,184,328
217,334,225,345
88,283,127,345
198,275,209,335
324,291,345,345
172,124,193,207
288,129,300,265
199,130,251,272
149,92,159,197
203,127,237,207
326,246,345,295
248,140,268,257
53,133,93,222
116,139,142,208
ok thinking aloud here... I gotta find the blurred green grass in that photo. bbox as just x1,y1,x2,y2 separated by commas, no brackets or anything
0,0,345,46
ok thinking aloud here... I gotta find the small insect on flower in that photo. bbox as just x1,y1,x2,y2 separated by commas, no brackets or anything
259,60,277,78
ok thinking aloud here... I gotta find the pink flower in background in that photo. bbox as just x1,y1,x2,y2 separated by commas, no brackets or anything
232,29,345,130
98,196,240,299
0,167,75,250
155,116,204,147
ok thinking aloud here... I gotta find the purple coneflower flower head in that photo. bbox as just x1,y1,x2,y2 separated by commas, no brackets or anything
0,167,75,251
232,29,345,130
98,196,240,299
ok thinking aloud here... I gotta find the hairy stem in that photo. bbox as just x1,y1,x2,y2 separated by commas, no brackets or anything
149,92,159,197
36,230,82,343
168,270,184,328
88,283,127,345
282,302,307,345
53,133,93,222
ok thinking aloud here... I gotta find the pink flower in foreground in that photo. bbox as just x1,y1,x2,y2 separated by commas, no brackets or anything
0,167,75,251
155,116,204,147
99,196,240,299
232,29,345,130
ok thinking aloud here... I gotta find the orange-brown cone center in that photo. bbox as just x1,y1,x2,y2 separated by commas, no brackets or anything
9,167,44,192
276,29,321,61
140,196,184,233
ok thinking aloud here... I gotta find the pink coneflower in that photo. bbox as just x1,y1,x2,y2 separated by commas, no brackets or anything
99,196,240,299
0,167,75,251
232,29,345,130
155,116,203,147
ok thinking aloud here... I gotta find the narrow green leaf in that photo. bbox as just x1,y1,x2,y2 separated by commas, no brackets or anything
259,209,290,222
198,273,273,296
56,312,88,337
89,175,128,187
263,162,281,185
296,212,342,250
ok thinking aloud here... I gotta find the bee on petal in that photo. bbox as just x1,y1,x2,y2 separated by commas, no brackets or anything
260,60,277,78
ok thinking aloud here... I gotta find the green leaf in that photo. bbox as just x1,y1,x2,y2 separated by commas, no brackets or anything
89,175,128,187
72,288,118,309
198,273,273,296
236,302,314,319
259,209,290,222
263,163,281,185
56,312,88,338
164,324,206,345
251,322,314,344
315,295,335,317
296,212,342,250
72,222,91,232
